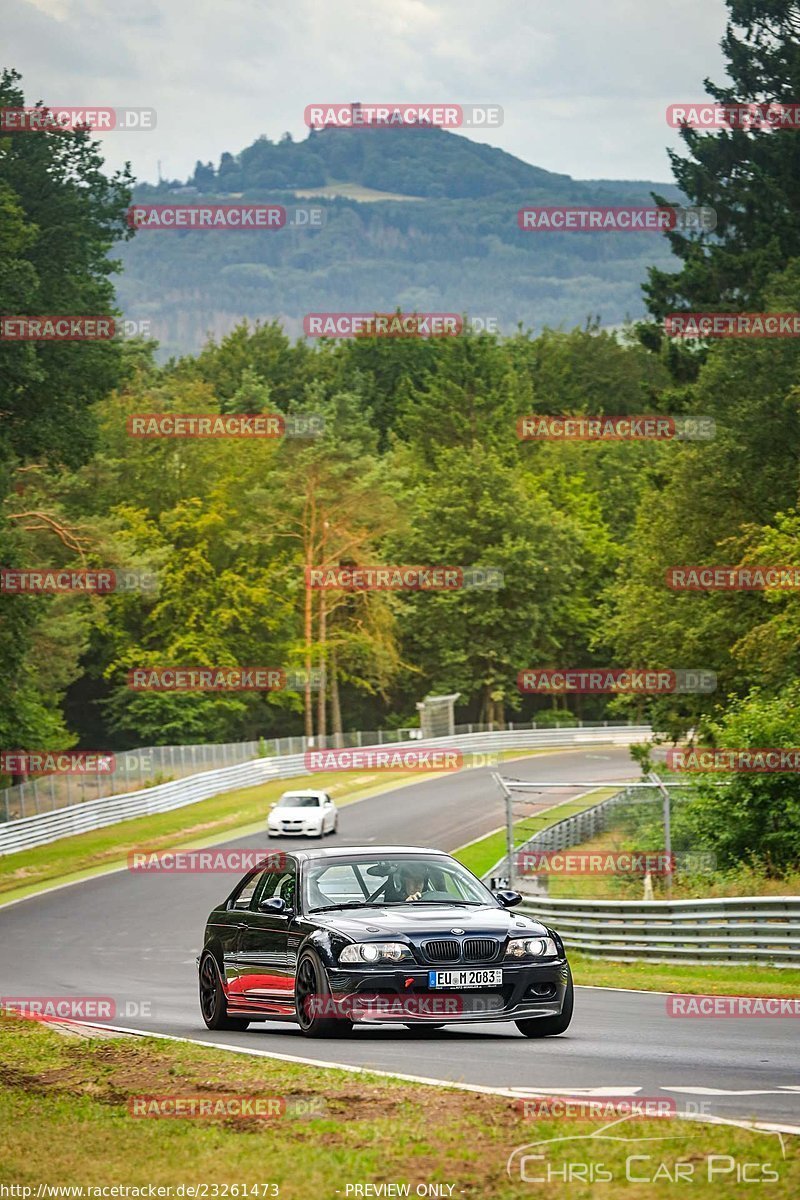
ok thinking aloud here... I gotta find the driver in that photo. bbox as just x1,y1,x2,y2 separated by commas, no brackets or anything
398,864,427,901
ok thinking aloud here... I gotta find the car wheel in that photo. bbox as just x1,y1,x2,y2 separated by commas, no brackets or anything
515,967,574,1038
199,953,250,1031
295,949,353,1038
327,815,338,836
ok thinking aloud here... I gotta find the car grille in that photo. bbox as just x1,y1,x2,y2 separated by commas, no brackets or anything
463,938,499,962
421,938,500,963
422,939,460,963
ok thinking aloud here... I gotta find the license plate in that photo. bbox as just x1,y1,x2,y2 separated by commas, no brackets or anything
428,969,502,989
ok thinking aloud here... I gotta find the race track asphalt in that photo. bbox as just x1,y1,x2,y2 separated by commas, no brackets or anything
1,745,798,1127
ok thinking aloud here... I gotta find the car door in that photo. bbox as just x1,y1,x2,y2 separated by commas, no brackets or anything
228,859,299,1013
322,793,336,832
217,866,271,988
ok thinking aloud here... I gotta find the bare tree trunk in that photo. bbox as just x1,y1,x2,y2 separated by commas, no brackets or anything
317,588,327,744
303,551,314,740
330,647,343,748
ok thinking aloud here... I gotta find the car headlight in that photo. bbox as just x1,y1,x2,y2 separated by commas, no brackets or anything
339,942,414,964
504,936,558,960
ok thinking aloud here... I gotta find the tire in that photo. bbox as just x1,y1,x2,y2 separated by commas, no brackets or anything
199,953,250,1031
327,816,338,836
515,967,573,1038
295,949,353,1038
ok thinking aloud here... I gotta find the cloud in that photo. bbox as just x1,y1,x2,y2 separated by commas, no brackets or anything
6,0,729,183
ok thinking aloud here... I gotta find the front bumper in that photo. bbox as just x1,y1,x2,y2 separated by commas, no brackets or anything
326,959,570,1023
268,823,322,837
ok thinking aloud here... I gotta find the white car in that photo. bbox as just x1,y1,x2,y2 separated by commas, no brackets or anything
267,789,338,838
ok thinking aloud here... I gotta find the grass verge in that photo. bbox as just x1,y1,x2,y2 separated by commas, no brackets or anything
0,1015,796,1198
453,787,619,879
570,953,800,997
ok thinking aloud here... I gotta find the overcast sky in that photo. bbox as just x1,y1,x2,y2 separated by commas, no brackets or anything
6,0,730,185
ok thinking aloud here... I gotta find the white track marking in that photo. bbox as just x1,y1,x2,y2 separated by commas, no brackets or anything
59,1020,800,1136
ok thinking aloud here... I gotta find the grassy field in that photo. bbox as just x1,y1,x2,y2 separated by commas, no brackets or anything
570,952,800,997
1,1015,796,1198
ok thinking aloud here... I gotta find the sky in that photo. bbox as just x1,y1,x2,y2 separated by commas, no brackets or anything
6,0,730,186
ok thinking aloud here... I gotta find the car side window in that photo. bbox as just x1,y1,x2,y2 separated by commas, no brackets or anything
231,869,268,910
273,867,297,907
253,864,297,909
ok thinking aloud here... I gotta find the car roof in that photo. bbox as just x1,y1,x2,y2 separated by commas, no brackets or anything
288,845,451,862
278,789,327,797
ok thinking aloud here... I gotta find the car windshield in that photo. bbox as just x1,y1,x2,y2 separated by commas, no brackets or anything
303,854,494,912
277,794,319,808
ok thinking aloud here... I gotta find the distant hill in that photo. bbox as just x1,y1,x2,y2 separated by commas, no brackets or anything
119,126,682,357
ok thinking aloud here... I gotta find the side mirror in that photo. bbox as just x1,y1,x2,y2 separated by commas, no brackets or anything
494,889,523,908
259,896,290,914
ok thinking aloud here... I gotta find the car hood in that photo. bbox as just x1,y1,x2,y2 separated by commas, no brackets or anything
311,904,549,938
270,806,321,817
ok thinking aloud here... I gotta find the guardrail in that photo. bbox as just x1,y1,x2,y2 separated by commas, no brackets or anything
518,787,636,853
520,895,800,967
0,725,651,857
0,719,636,821
481,785,800,967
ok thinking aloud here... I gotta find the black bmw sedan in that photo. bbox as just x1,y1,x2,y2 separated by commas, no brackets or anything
199,845,573,1038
